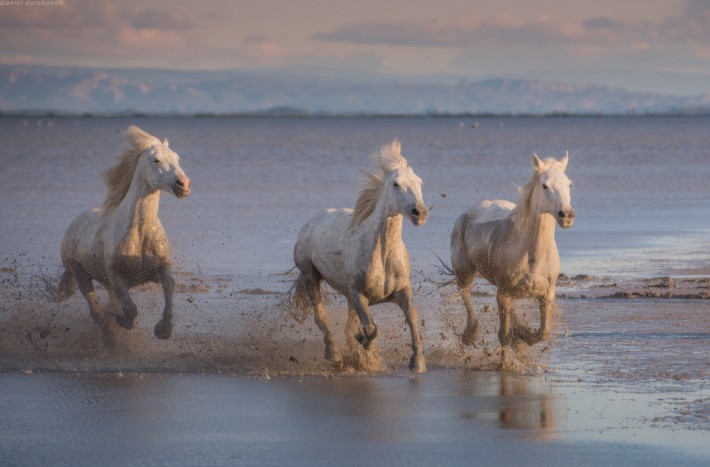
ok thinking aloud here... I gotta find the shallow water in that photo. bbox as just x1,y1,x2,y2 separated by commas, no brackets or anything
0,371,707,467
0,117,708,463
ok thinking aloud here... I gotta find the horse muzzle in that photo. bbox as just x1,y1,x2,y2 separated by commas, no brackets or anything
173,176,191,199
557,208,575,228
409,204,428,226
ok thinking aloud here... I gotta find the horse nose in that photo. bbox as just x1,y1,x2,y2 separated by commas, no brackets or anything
558,209,575,219
176,176,190,189
411,208,420,217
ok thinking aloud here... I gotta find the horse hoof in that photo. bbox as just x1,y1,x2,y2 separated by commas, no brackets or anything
154,319,172,339
325,346,342,365
461,322,480,346
115,315,135,330
409,354,427,374
355,331,376,350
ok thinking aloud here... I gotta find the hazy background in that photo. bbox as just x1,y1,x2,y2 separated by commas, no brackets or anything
2,0,710,114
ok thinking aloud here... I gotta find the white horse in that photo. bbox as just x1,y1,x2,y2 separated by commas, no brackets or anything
450,153,574,348
293,140,429,373
52,126,191,345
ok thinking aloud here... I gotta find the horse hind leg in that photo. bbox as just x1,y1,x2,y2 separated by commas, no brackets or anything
302,273,343,367
74,266,114,347
455,269,480,346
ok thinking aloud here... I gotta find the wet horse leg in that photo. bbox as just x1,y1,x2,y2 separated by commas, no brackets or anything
460,288,481,345
453,261,479,346
393,287,426,373
349,291,377,349
535,288,555,342
109,273,138,330
496,291,514,346
154,269,175,339
306,277,342,365
510,290,554,346
345,298,382,371
75,266,114,346
345,299,360,353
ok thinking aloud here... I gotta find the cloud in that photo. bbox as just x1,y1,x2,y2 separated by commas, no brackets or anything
314,1,710,51
130,9,193,31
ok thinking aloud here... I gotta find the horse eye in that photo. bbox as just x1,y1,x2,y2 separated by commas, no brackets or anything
542,183,548,190
153,158,160,164
393,182,400,188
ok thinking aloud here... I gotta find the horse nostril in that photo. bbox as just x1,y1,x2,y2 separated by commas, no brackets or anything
558,210,565,218
411,208,420,217
176,179,184,187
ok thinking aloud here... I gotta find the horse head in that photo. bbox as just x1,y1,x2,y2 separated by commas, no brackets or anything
387,165,428,226
143,138,191,199
533,152,574,228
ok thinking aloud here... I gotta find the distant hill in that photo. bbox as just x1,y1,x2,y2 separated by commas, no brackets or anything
1,65,709,116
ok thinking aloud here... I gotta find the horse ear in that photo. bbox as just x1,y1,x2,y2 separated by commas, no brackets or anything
561,151,569,172
532,153,544,171
163,138,169,147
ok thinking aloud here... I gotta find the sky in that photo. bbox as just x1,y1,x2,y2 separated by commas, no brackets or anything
1,0,710,95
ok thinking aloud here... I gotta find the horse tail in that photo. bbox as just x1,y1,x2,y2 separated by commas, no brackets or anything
287,272,313,323
42,267,77,302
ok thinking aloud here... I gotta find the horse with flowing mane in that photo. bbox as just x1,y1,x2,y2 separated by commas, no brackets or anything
450,153,574,349
293,140,429,373
51,126,191,345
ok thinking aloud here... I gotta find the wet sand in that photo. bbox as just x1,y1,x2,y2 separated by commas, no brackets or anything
1,266,708,465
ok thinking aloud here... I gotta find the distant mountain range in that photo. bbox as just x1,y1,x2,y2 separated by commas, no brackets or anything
1,65,709,116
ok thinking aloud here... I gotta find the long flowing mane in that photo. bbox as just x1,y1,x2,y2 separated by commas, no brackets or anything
516,170,542,224
350,139,408,227
102,126,161,215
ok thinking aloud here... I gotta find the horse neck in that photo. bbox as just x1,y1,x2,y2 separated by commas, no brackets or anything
113,169,161,236
512,190,556,261
359,190,403,257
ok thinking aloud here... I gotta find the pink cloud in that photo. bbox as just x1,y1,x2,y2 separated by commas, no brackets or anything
314,1,710,50
130,9,193,31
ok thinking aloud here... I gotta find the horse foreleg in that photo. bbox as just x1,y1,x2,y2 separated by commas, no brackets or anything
346,299,383,371
154,271,175,339
349,291,377,349
535,288,555,343
75,267,114,347
109,274,138,330
393,287,426,374
345,299,360,353
306,278,342,366
496,292,514,347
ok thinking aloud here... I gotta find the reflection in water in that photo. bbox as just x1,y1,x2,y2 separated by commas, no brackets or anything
279,370,562,443
448,371,561,440
497,372,558,439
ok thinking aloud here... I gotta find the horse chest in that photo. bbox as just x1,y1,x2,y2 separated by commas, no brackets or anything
355,254,403,302
112,231,170,283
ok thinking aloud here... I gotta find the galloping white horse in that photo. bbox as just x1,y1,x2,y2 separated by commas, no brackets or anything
293,140,429,373
53,126,191,345
450,153,574,348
